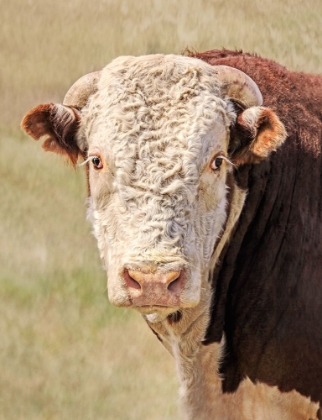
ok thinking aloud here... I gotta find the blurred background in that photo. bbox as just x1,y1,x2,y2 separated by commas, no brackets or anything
1,0,322,419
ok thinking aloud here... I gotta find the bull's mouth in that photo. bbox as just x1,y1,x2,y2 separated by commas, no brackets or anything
124,300,183,323
140,305,173,308
138,306,182,323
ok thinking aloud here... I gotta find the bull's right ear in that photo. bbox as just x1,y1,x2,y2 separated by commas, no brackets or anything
21,103,83,166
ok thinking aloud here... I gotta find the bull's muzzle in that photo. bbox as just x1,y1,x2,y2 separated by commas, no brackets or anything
123,267,184,307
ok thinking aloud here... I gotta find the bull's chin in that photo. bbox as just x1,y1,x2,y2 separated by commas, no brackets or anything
135,305,181,323
130,300,200,323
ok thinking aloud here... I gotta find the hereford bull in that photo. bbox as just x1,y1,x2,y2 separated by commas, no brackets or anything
21,50,322,419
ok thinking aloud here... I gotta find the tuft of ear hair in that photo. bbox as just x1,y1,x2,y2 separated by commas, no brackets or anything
21,103,83,166
229,106,287,165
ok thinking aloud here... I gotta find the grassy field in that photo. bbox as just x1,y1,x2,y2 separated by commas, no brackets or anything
1,0,322,419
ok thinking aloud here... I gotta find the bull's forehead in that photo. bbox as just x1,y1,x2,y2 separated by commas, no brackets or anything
84,54,234,179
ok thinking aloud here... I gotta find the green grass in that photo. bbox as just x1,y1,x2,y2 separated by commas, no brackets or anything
2,0,322,418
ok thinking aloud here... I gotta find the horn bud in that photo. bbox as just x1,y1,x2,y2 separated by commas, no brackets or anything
63,71,101,108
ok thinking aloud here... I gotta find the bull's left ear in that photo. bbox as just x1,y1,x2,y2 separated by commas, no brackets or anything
229,106,287,165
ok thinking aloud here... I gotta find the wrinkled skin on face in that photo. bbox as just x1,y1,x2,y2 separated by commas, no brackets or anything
80,55,236,318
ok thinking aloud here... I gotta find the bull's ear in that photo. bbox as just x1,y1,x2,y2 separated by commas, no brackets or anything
229,106,287,165
21,103,83,166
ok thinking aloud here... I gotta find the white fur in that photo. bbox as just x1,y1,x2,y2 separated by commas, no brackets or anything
79,55,236,309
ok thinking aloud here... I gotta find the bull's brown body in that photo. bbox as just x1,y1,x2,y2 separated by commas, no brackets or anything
193,50,322,408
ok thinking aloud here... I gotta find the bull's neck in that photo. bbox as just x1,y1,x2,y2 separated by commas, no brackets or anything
145,283,227,419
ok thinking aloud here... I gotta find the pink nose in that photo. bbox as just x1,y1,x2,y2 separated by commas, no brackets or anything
123,268,184,307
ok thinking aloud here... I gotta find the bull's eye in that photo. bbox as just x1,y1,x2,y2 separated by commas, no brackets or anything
91,156,103,170
211,157,223,171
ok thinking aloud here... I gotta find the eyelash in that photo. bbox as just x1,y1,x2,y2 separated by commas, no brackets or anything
80,155,103,170
210,155,234,171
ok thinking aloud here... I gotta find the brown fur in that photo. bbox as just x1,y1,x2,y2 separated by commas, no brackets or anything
21,103,83,165
189,50,322,406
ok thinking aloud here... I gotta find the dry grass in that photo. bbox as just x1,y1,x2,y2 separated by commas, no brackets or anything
2,0,322,127
1,0,322,418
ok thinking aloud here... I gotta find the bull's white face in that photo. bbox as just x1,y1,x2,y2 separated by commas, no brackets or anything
78,55,236,318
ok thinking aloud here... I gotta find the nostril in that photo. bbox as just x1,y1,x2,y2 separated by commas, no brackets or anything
167,272,183,294
124,269,141,290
